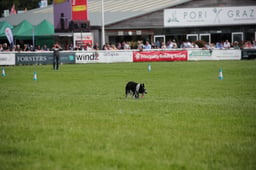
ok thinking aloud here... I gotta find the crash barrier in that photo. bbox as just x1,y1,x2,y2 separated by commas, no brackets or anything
1,48,256,65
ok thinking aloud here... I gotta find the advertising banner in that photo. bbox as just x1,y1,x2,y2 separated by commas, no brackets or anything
16,52,51,65
188,49,241,60
133,50,188,62
98,51,133,63
164,6,256,27
75,51,133,64
72,0,88,20
59,52,76,64
16,52,75,65
188,50,213,61
0,53,15,65
73,32,93,48
5,27,14,46
242,49,256,59
213,49,241,60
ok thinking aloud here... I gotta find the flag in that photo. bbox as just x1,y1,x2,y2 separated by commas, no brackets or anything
5,27,14,46
39,0,48,8
72,0,88,20
10,4,17,15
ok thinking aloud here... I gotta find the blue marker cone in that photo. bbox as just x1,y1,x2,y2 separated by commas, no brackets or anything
33,71,37,80
218,68,224,80
2,67,6,77
148,64,151,72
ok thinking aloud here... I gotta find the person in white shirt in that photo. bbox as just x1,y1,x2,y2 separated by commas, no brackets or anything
223,40,231,49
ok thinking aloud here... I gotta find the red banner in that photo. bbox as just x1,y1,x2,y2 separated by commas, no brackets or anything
72,0,88,20
133,50,188,62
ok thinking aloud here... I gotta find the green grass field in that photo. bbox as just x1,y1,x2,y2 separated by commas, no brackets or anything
0,61,256,170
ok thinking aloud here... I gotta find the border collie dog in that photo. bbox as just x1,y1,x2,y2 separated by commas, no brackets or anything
125,81,147,99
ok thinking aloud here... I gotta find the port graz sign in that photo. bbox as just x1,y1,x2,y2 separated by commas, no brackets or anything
164,6,256,27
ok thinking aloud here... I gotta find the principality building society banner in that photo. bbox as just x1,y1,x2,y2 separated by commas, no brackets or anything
164,6,256,27
133,50,188,62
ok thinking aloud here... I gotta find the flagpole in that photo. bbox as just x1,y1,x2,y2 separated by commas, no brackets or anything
32,27,35,50
101,0,105,47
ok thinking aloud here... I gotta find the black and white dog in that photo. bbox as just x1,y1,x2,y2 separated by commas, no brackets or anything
125,81,147,99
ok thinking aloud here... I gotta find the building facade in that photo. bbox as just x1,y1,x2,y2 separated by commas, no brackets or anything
0,0,255,48
104,0,256,47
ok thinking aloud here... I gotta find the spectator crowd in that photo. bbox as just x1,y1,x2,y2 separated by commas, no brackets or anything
0,39,256,52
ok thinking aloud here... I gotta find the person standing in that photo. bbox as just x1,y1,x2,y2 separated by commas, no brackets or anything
52,43,62,70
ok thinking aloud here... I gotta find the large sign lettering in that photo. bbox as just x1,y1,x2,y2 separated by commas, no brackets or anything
164,6,256,27
16,53,51,65
75,52,99,63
